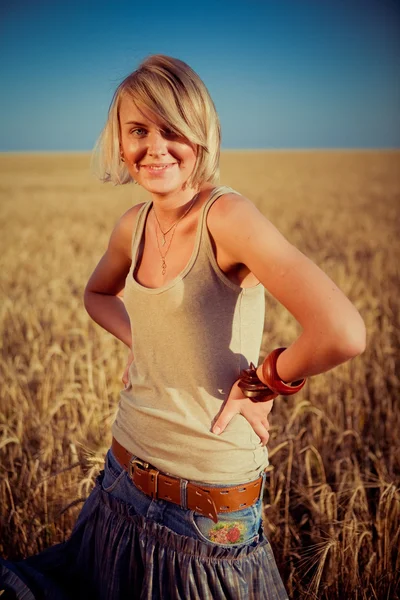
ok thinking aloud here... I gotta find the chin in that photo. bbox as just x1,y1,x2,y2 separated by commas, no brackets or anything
142,179,186,195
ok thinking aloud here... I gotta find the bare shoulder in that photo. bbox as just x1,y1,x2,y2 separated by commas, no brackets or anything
207,191,271,232
85,202,146,296
108,202,146,260
207,191,255,220
206,191,280,252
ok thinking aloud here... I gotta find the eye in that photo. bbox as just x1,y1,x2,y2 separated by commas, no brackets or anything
130,127,146,136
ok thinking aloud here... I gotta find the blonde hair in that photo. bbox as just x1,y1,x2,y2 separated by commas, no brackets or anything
93,55,221,187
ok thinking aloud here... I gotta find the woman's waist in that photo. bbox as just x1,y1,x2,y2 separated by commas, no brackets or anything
112,409,269,484
109,436,266,522
117,387,258,447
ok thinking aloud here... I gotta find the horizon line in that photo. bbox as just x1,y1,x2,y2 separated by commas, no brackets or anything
1,147,399,156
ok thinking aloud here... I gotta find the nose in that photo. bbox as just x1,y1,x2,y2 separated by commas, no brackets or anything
147,130,167,156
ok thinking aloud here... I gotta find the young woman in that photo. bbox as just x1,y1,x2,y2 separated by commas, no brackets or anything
0,55,366,599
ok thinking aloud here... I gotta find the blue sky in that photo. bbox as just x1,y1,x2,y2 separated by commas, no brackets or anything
0,0,399,150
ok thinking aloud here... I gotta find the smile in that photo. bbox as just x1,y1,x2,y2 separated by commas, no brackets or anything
140,163,176,171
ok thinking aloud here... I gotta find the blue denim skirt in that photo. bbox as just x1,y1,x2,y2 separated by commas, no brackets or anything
0,448,288,599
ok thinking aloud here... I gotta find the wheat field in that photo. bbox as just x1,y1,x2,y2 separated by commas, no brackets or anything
0,151,399,599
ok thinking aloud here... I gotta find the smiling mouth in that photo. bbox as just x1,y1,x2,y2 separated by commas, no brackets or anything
140,163,176,171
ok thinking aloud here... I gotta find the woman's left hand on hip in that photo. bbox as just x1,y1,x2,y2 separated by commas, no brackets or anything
211,381,277,446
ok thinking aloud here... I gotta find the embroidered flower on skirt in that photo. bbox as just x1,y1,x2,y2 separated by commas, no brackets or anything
209,521,246,544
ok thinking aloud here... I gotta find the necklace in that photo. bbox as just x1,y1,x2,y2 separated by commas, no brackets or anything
153,194,198,247
153,193,198,275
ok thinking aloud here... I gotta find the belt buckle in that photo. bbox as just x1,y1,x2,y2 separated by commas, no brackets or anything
128,457,149,479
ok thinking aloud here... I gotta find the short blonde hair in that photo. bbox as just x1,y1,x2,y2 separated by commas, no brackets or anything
93,55,221,187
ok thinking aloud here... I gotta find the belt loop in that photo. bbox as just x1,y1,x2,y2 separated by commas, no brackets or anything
260,470,267,500
180,478,188,509
149,469,159,499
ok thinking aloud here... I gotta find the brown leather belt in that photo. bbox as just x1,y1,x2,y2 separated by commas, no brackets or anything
111,437,263,523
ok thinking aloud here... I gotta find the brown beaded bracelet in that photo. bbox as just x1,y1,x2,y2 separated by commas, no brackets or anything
261,347,306,396
237,363,274,401
238,349,306,401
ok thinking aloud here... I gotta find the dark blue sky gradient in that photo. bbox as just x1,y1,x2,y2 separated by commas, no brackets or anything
0,0,399,150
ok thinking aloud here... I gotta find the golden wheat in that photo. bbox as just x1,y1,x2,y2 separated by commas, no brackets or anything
1,151,399,599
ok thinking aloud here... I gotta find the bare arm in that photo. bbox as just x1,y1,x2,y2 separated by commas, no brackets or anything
207,193,366,383
83,204,144,349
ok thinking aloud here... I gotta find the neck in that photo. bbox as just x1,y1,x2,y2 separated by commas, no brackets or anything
151,186,200,221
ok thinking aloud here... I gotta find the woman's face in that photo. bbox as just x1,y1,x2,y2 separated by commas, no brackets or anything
119,96,198,196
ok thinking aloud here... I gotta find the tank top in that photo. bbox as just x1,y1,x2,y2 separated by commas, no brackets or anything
112,186,269,484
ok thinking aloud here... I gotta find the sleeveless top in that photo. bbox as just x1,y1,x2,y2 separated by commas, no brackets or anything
111,186,269,484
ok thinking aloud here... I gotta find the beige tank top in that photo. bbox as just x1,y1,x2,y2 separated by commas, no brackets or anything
112,186,269,484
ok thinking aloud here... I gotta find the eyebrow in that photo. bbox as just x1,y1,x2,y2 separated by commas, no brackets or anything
124,121,148,126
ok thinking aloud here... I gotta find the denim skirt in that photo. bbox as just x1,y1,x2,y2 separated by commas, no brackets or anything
0,448,288,599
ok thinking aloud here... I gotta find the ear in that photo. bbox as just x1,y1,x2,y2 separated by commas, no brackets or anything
120,149,125,163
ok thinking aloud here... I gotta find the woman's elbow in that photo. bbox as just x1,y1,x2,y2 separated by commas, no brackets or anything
83,285,96,314
336,312,367,358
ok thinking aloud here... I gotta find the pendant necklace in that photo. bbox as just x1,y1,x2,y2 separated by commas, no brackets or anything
153,195,197,246
153,193,198,275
